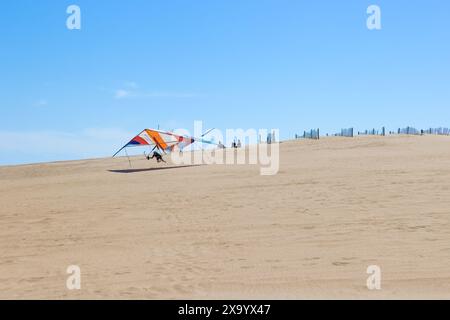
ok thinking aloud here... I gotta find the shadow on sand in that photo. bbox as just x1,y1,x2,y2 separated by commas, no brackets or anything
108,165,202,174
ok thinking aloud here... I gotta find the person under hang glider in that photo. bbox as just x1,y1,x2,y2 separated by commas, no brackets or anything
147,150,166,163
112,128,218,162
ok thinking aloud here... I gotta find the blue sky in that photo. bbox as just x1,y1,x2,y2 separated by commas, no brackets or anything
0,0,449,165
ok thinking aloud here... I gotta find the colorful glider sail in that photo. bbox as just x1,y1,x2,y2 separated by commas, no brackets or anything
113,129,215,157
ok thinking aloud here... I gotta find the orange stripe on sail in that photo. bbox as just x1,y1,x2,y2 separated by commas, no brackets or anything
146,130,168,150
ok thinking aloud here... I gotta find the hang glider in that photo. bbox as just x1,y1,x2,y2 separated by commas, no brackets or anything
113,128,216,158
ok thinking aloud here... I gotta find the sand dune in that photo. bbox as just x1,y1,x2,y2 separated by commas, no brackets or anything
1,135,450,299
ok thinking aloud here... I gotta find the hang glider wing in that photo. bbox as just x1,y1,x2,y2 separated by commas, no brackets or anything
113,129,215,157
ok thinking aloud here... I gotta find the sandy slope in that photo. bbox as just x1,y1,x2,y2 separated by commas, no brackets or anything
1,135,450,299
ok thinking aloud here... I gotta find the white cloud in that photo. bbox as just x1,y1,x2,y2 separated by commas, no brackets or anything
115,89,131,99
114,82,137,99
